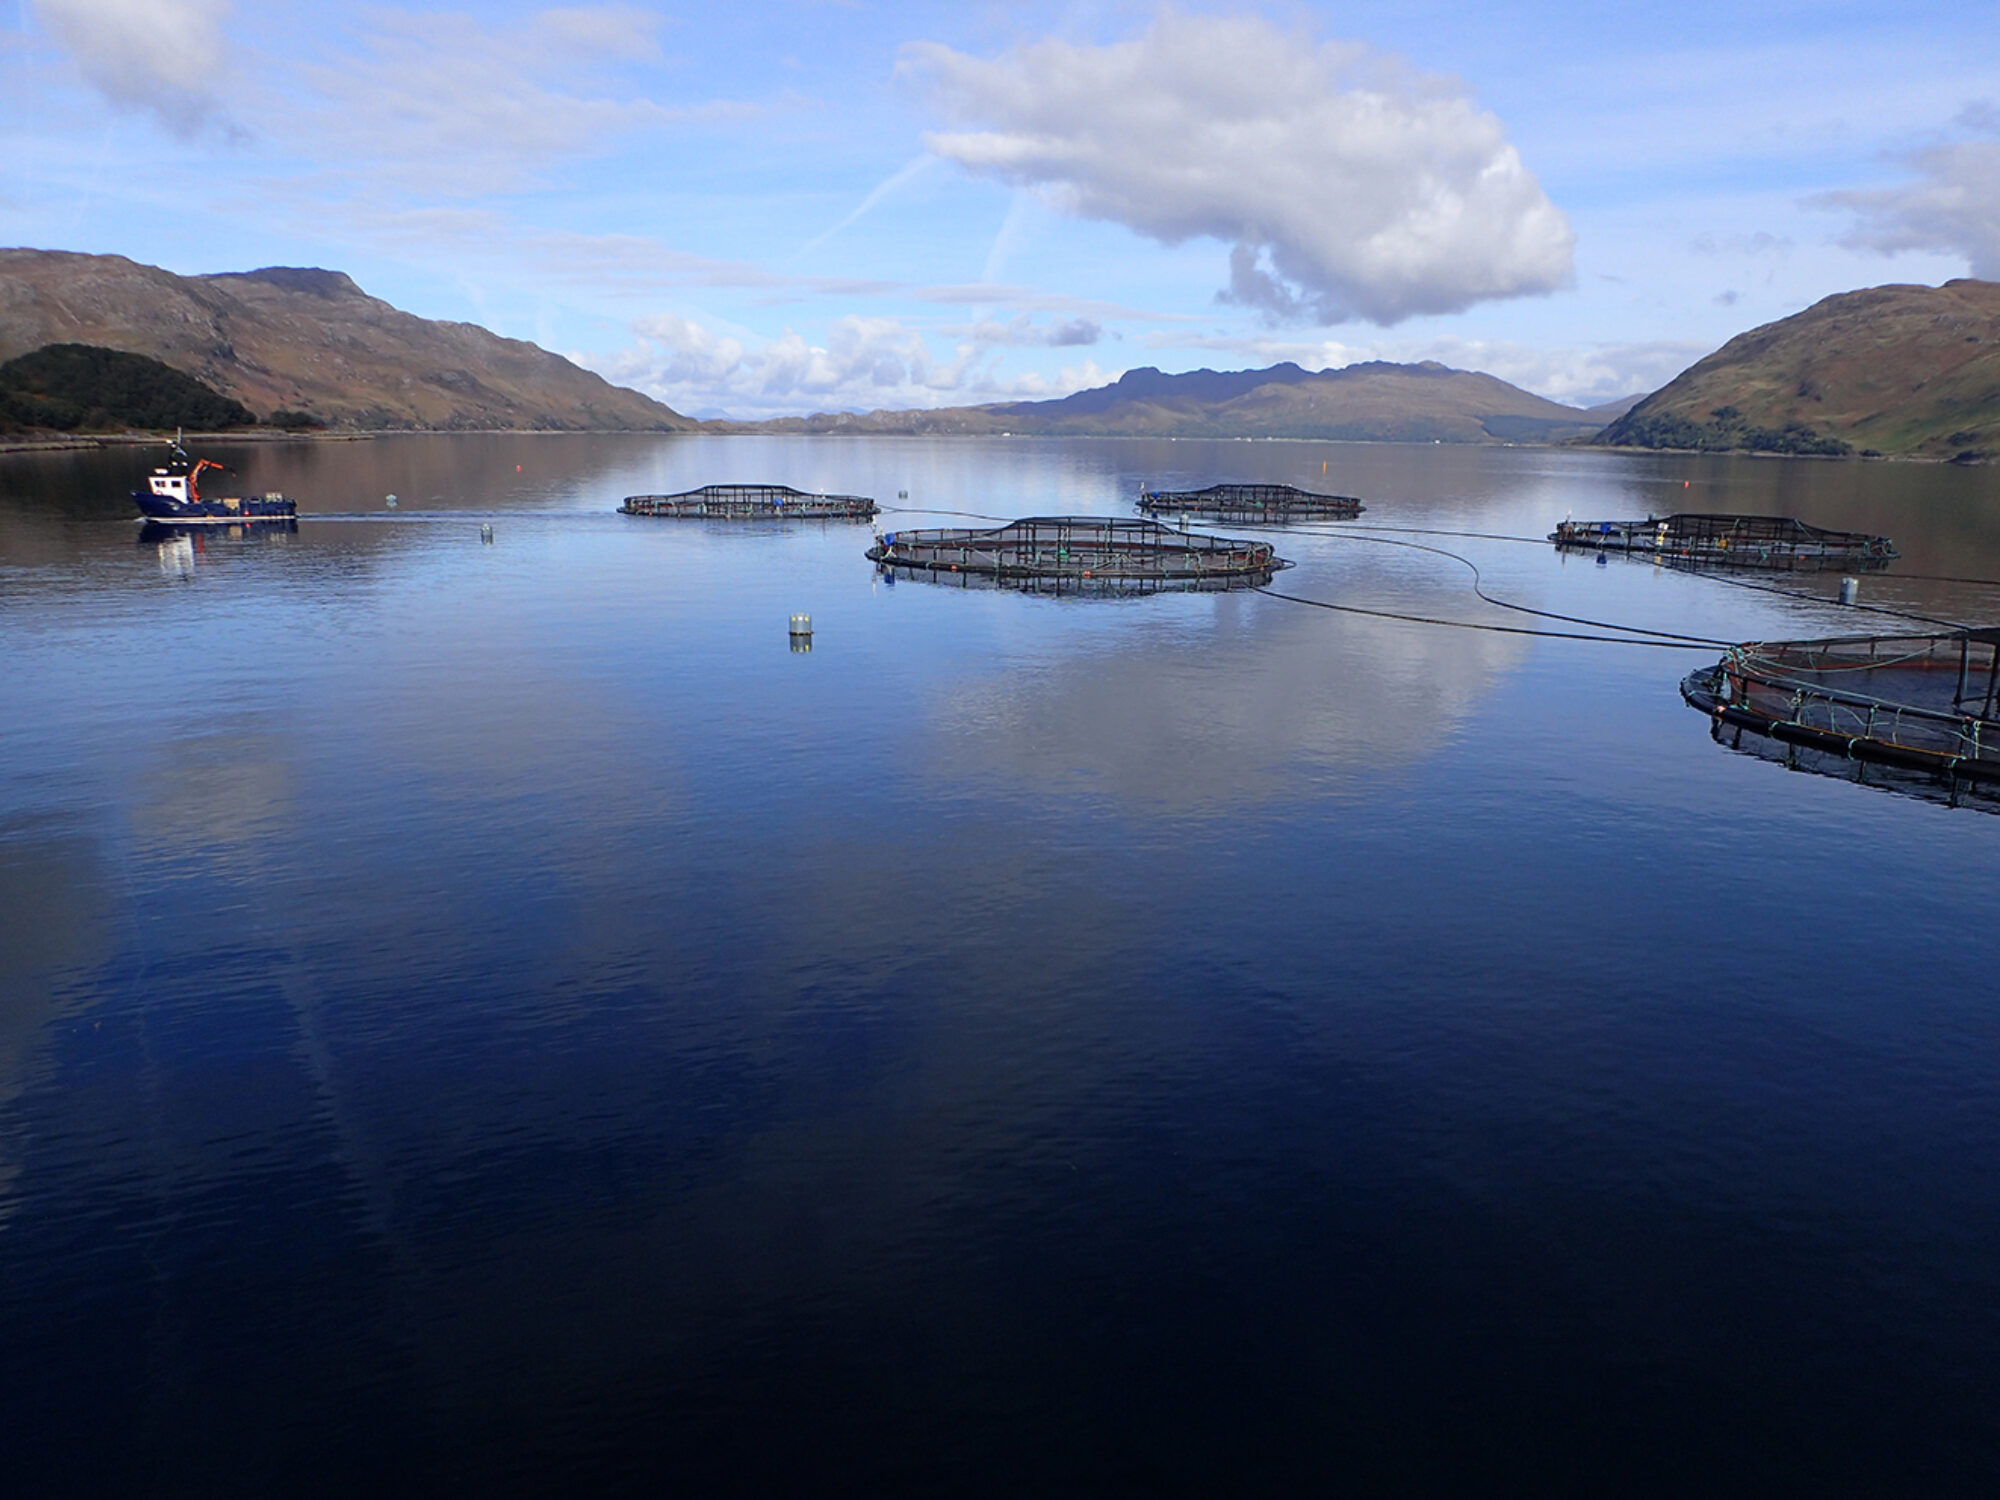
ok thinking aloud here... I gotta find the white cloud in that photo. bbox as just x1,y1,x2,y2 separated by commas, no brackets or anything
900,11,1573,327
945,313,1101,348
595,313,1112,419
294,7,746,193
1816,133,2000,279
33,0,232,135
1689,232,1794,258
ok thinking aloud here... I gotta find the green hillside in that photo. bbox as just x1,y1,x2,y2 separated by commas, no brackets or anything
1598,280,2000,460
0,343,256,433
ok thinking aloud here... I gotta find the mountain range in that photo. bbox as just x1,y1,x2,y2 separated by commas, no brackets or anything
0,249,691,432
733,360,1626,444
2,247,1994,460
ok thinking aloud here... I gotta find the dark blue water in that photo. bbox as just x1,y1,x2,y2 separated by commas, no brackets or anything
4,435,1999,1495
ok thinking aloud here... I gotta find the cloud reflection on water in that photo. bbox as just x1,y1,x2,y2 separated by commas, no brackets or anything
921,593,1527,812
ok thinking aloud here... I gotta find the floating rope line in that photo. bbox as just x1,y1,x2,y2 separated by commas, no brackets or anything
1277,514,1983,638
1673,566,1971,632
1301,522,1551,545
1246,520,1733,645
1875,571,2000,588
1251,585,1715,647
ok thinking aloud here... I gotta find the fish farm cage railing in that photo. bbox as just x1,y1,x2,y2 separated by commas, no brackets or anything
866,516,1287,590
1552,513,1896,569
1682,630,2000,783
621,484,878,519
1138,483,1365,520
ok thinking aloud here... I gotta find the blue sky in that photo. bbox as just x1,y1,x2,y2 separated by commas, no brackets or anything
3,1,1993,418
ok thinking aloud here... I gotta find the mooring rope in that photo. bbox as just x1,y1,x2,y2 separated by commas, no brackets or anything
1250,586,1715,647
1249,521,1734,645
1275,515,1994,639
1675,567,1971,632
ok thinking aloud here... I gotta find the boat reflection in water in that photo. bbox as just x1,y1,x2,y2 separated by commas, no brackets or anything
141,516,299,577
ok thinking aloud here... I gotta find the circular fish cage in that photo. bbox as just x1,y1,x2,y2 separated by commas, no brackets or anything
1138,482,1365,521
1552,513,1896,571
866,515,1287,593
1683,630,2000,792
621,484,877,519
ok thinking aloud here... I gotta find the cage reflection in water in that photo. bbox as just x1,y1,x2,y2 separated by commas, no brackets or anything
1138,482,1365,521
1683,629,2000,806
866,515,1288,594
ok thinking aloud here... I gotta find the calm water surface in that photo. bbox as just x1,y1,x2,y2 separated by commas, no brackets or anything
3,435,1999,1495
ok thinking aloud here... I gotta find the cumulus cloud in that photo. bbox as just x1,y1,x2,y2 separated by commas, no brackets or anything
595,313,1111,418
1816,128,2000,278
900,11,1574,326
947,313,1101,347
33,0,232,135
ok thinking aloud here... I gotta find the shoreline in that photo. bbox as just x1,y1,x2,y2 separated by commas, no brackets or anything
0,429,1979,464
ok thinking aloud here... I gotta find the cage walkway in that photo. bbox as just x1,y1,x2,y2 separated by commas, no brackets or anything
867,515,1285,592
1682,629,2000,784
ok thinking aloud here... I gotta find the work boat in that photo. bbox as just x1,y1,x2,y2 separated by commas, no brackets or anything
134,442,297,524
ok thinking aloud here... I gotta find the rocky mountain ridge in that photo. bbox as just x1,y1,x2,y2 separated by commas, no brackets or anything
0,250,691,432
730,359,1608,444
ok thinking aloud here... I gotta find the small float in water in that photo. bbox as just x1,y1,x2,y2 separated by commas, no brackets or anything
1138,482,1364,521
867,515,1286,593
134,440,296,524
1551,513,1896,569
620,484,877,519
1682,629,2000,804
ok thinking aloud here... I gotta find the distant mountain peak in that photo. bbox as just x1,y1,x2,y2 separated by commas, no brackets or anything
208,267,365,300
732,357,1605,443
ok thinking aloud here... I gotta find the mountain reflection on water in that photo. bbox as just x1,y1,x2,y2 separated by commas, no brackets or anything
2,435,1999,1494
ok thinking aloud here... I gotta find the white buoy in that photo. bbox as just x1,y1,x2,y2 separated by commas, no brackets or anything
789,612,813,653
385,493,399,509
1839,576,1860,605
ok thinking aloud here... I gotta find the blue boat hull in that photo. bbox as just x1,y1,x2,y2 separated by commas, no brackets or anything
134,492,298,523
